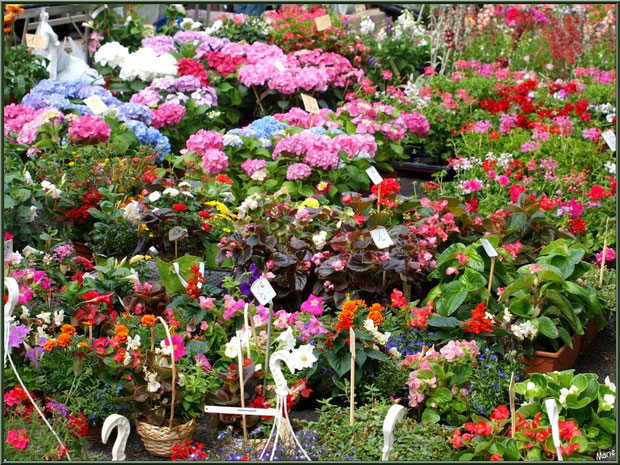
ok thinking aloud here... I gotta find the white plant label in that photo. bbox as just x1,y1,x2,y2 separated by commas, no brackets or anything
480,238,498,258
147,246,159,256
370,227,393,249
349,327,356,358
301,94,320,114
143,24,155,37
602,130,616,152
251,278,276,306
314,15,332,31
545,399,563,460
168,226,188,242
274,61,285,72
355,5,366,14
26,34,47,49
4,239,13,257
366,166,383,185
83,96,108,115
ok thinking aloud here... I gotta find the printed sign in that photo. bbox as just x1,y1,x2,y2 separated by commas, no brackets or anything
83,95,108,115
370,227,394,249
168,226,188,242
26,34,47,49
602,130,616,152
314,15,332,31
143,24,155,37
355,5,366,14
251,278,276,306
301,93,320,114
480,238,498,258
365,166,383,185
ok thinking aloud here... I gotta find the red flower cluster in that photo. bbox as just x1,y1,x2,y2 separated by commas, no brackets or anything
409,301,434,330
171,440,208,461
371,178,401,207
462,303,494,334
390,289,407,308
177,58,209,87
185,265,205,300
66,187,103,225
204,51,246,77
172,203,187,212
67,412,89,437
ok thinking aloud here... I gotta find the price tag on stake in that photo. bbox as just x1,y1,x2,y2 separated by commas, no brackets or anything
274,61,285,72
301,94,320,114
83,95,108,115
389,59,401,77
355,5,366,14
251,278,276,306
602,130,616,152
480,238,498,257
366,166,383,185
314,15,332,31
143,24,155,37
236,39,247,46
26,34,47,49
370,227,393,249
168,226,188,242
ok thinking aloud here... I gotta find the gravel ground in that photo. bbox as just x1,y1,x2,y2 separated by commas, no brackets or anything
574,317,616,383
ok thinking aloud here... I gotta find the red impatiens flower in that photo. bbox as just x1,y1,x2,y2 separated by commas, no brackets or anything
462,303,494,334
490,404,510,422
490,454,503,461
172,203,187,212
390,289,407,308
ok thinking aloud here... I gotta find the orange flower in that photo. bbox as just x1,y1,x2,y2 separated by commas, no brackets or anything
57,333,73,347
60,324,76,335
44,339,58,350
114,325,129,334
141,314,155,327
6,5,24,15
78,342,88,348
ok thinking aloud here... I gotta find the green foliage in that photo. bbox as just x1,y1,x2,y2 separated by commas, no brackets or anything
3,45,49,103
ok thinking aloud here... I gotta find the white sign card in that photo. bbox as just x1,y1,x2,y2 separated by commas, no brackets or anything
25,34,47,49
168,226,188,242
83,96,109,115
602,130,616,152
366,166,383,185
314,15,332,31
370,227,393,249
480,238,498,258
251,278,276,306
301,94,320,114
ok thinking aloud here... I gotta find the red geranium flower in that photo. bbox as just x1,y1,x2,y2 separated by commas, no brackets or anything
172,203,187,212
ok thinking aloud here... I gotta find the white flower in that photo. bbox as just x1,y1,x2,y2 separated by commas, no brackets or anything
223,134,243,148
388,347,401,359
148,191,161,202
41,180,62,199
312,231,328,250
119,47,177,82
29,206,37,222
602,393,615,409
24,171,34,185
376,28,387,42
94,41,130,68
181,191,194,198
605,376,616,393
163,187,179,197
559,385,579,407
604,161,616,175
126,335,141,351
5,252,23,265
177,182,191,189
250,170,267,181
291,344,317,371
123,201,141,224
53,310,64,326
21,306,30,318
526,381,536,393
511,320,538,341
359,17,375,35
146,370,161,392
374,331,390,346
364,319,376,332
37,312,51,325
276,327,295,351
224,331,248,359
503,308,513,323
177,373,186,386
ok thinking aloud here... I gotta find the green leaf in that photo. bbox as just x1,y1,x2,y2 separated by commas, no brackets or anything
427,316,460,329
326,350,351,377
421,407,440,424
436,280,467,316
538,316,559,339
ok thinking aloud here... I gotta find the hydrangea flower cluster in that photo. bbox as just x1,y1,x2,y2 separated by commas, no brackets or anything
67,114,111,144
141,35,176,55
182,129,228,174
95,42,177,82
150,102,186,129
130,75,217,109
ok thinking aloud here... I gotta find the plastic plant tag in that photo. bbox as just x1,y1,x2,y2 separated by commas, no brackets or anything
274,185,289,197
83,95,108,115
251,278,276,306
602,130,616,152
480,238,498,257
349,327,356,358
355,5,366,14
544,399,563,461
301,94,320,114
314,15,332,31
4,239,13,257
168,226,188,242
370,227,393,249
26,34,47,49
274,61,285,72
147,246,159,256
366,166,383,185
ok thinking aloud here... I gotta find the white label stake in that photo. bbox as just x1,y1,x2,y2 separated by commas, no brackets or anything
371,227,393,249
602,130,616,152
545,399,563,461
366,166,383,185
250,278,276,306
83,95,109,115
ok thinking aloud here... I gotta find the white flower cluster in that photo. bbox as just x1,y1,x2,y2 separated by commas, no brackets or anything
558,384,579,407
123,200,141,224
359,17,375,35
590,102,616,123
511,320,538,341
312,231,328,250
238,193,261,218
225,329,250,359
484,151,514,169
205,19,223,35
180,18,203,31
363,319,395,355
94,41,130,68
604,161,616,175
120,47,178,82
403,82,430,109
41,180,62,199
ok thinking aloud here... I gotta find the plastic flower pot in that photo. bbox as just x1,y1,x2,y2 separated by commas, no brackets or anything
204,243,232,268
522,334,583,374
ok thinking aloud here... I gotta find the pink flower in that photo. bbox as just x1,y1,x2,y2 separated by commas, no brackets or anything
520,140,540,153
582,127,601,141
151,102,186,129
330,259,345,271
241,159,266,177
202,148,228,174
300,294,324,316
286,163,312,180
68,115,111,144
596,247,615,266
461,179,483,194
529,264,544,274
163,333,186,362
473,120,492,133
199,296,215,309
497,175,510,187
503,241,523,259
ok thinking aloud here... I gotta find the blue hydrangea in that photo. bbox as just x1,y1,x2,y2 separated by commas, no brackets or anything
117,103,152,125
63,80,90,98
308,126,326,135
247,115,287,139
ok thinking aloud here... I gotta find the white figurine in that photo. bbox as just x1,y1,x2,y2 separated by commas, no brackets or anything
102,414,131,461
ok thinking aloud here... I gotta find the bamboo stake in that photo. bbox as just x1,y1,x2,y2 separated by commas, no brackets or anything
349,327,356,426
599,218,610,287
237,333,248,445
509,372,516,439
486,256,496,306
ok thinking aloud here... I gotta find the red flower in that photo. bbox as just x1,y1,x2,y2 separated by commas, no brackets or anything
462,303,494,334
354,214,366,225
536,429,550,442
215,174,233,184
390,289,407,308
509,184,526,202
199,210,211,219
176,58,209,87
6,429,29,451
586,185,608,201
67,412,89,437
567,217,586,235
465,197,479,213
172,203,187,212
424,181,440,191
490,454,503,461
490,405,509,422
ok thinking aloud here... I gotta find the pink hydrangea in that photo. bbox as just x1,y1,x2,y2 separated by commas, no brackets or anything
202,148,228,174
286,163,312,180
400,112,430,138
241,159,267,177
183,129,224,155
596,247,615,266
68,115,111,144
151,102,186,129
333,133,377,158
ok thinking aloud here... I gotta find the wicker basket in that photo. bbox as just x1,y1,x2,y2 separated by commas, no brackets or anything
135,317,196,457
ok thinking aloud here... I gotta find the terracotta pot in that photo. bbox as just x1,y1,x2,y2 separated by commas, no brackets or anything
84,422,103,442
73,241,93,260
579,320,601,353
522,334,582,374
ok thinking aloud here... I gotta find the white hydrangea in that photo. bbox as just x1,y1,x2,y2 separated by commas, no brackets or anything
119,47,177,82
94,41,130,68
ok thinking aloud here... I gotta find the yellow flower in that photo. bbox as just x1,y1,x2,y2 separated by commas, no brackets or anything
138,224,149,232
205,201,231,216
68,161,75,166
145,255,152,261
130,255,144,264
301,198,319,209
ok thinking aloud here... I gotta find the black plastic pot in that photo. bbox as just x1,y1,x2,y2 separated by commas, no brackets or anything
392,147,455,181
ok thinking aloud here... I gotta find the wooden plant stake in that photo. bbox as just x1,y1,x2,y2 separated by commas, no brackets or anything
377,182,382,214
486,256,496,306
480,239,498,306
509,372,516,439
599,218,611,287
243,304,252,359
349,327,356,426
237,333,248,445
